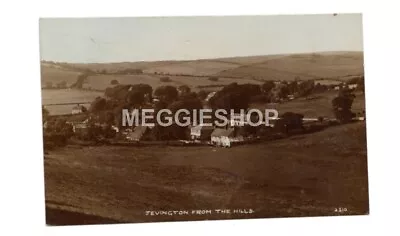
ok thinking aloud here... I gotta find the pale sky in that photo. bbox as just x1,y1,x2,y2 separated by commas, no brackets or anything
39,14,363,63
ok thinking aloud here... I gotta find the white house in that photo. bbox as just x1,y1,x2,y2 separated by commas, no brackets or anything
190,124,214,140
71,104,87,114
211,128,243,148
348,84,358,90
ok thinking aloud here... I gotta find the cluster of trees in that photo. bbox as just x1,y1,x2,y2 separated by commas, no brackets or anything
71,73,90,89
98,68,144,75
274,112,305,134
47,75,360,143
94,83,204,140
113,68,143,75
42,112,74,150
206,80,326,111
208,83,261,111
104,84,153,103
348,76,365,93
205,79,328,108
104,84,197,139
332,88,356,123
43,79,363,146
267,79,327,100
95,80,329,137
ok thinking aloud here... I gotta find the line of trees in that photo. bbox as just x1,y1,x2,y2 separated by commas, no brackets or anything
43,75,363,145
332,88,356,123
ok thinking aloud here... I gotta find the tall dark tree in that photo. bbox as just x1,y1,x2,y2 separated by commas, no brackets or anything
275,112,304,134
278,85,290,99
154,85,179,104
127,90,145,106
104,84,152,102
90,97,107,112
208,83,261,112
298,80,315,96
197,90,209,100
261,81,275,94
287,81,298,94
178,85,191,96
332,88,356,123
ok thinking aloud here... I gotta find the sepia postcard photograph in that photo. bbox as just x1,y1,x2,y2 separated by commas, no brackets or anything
39,14,368,226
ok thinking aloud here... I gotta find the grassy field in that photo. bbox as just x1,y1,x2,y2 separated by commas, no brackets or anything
41,51,364,92
40,65,83,88
82,74,263,91
42,89,102,115
44,122,368,225
216,52,363,80
251,90,366,118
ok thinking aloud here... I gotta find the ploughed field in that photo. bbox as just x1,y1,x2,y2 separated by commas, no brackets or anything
44,122,369,225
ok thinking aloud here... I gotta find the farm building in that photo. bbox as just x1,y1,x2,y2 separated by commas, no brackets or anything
211,128,244,148
65,115,89,134
126,126,150,142
71,104,87,114
111,125,119,133
229,113,247,127
190,124,214,140
205,91,217,102
348,84,358,90
73,123,89,136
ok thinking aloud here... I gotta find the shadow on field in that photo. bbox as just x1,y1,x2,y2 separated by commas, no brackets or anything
46,207,123,226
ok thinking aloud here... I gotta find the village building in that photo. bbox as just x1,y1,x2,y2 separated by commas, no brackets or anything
205,91,217,102
73,123,89,136
347,83,358,90
66,115,89,134
71,104,87,114
211,127,244,148
229,113,248,127
126,126,150,142
190,124,214,140
202,91,217,109
111,125,119,133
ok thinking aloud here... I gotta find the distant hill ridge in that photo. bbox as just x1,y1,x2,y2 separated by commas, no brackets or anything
41,51,364,90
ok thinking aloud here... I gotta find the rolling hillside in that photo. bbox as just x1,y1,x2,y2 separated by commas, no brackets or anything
40,51,364,91
40,64,83,88
45,122,368,224
216,52,363,80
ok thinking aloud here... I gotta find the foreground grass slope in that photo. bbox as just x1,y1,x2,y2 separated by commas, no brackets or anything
44,122,368,225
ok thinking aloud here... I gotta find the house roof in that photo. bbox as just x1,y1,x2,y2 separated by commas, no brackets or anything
72,104,86,110
211,128,234,137
66,114,89,123
74,123,88,129
205,91,217,102
127,126,149,140
190,124,214,132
